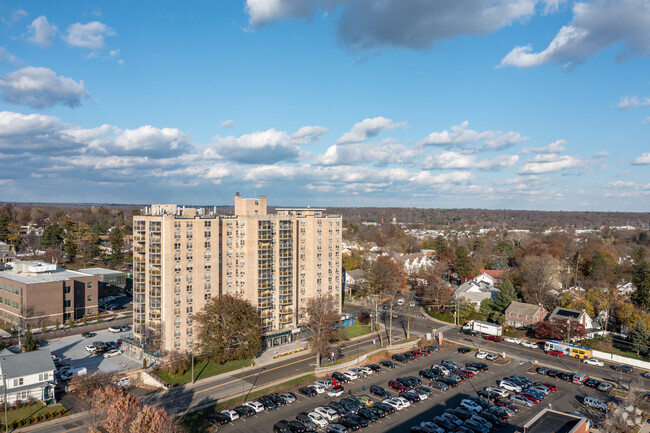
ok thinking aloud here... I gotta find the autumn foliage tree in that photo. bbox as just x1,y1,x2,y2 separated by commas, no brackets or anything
194,294,262,363
301,295,340,368
89,386,178,433
534,320,586,341
416,261,453,312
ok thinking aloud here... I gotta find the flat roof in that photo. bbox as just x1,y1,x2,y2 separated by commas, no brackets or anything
0,268,91,285
78,268,125,276
524,409,586,433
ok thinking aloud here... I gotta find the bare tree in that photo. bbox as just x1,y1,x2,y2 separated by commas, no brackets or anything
521,253,561,309
301,295,340,368
416,261,453,312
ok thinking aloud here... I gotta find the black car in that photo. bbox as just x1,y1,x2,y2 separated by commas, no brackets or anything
584,378,601,388
257,395,277,410
210,413,231,425
406,375,423,385
233,405,256,417
402,352,416,360
480,411,506,427
400,391,420,402
380,360,397,368
328,401,349,416
332,372,349,383
339,417,360,431
425,345,441,352
446,408,473,421
433,416,456,431
296,413,317,431
458,347,471,354
357,408,379,422
367,364,382,372
466,362,487,371
299,387,317,397
546,369,560,377
370,385,392,398
392,354,408,363
429,381,449,391
269,393,287,406
368,406,387,418
466,395,490,409
419,369,438,379
612,365,634,373
478,389,499,399
487,406,511,420
411,427,435,433
348,414,369,428
429,367,445,376
438,377,458,388
287,421,306,433
536,367,550,375
641,372,650,379
559,372,575,382
415,386,433,396
273,420,292,433
82,332,93,338
339,399,359,414
397,377,416,388
346,395,364,408
373,402,396,414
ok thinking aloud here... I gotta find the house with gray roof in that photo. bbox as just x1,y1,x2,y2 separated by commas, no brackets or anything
454,279,500,311
505,301,548,328
0,350,56,405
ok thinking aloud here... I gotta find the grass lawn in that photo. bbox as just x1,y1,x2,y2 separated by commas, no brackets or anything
343,322,375,339
1,403,69,429
155,358,252,386
177,374,316,432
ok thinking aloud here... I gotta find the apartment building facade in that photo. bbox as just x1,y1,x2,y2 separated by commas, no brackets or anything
132,194,342,353
0,261,99,329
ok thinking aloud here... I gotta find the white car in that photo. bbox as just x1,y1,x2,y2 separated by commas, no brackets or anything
395,396,411,408
244,401,264,413
520,341,538,348
475,351,489,359
583,396,607,411
314,406,339,422
279,393,296,403
460,399,483,413
485,353,499,361
103,349,122,358
308,412,329,427
382,398,405,410
85,344,97,352
350,368,367,377
433,364,451,375
108,326,122,333
220,410,239,421
528,385,550,395
497,380,522,393
327,387,344,397
343,371,359,380
315,379,333,388
485,387,509,398
310,383,326,394
504,337,521,344
583,358,604,367
360,366,373,375
327,424,348,433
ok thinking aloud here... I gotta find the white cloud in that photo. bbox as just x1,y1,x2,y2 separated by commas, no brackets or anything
517,153,586,174
1,8,27,25
521,139,567,154
63,21,116,49
422,151,519,171
336,117,407,145
409,170,473,185
314,141,420,166
95,125,191,157
605,180,638,188
418,120,529,152
500,0,650,68
206,128,302,164
246,0,314,28
0,67,89,108
221,119,235,128
291,125,328,144
27,16,58,48
632,152,650,165
618,96,650,110
0,47,19,64
0,111,78,153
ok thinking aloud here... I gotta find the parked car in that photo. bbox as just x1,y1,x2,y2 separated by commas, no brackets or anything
583,358,604,366
299,387,317,397
429,381,449,391
583,396,607,411
533,382,557,392
280,392,297,403
326,424,347,433
510,395,534,407
82,332,93,338
485,353,499,361
327,386,345,398
332,372,349,383
504,337,521,344
305,411,329,428
475,351,489,359
380,360,397,368
210,413,231,425
497,380,522,393
85,344,97,352
457,347,471,354
244,401,265,413
220,409,240,421
392,354,408,363
388,380,408,392
103,349,122,358
366,364,382,373
536,367,550,374
257,395,277,410
484,335,503,342
314,406,340,422
460,399,484,413
287,420,308,433
399,391,420,403
559,372,575,382
372,403,395,415
572,373,589,384
546,369,561,377
367,406,387,418
597,382,614,393
519,392,541,404
108,326,123,333
234,405,256,418
496,399,520,412
612,365,634,373
356,408,378,423
370,385,392,399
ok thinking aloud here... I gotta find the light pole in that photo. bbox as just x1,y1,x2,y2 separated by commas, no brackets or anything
2,359,8,432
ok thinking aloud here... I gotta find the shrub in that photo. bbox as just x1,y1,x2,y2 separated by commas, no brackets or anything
13,399,23,409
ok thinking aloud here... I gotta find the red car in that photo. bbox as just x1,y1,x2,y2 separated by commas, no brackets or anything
410,350,421,358
419,348,431,356
546,350,564,356
535,382,556,392
388,380,408,392
484,335,503,342
460,369,475,378
519,392,541,404
330,378,341,388
496,400,519,412
454,370,469,380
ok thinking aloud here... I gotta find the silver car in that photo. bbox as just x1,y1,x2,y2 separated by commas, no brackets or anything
327,424,348,433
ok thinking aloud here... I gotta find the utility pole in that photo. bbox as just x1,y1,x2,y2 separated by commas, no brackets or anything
566,319,571,343
190,344,195,384
241,365,245,404
2,367,8,432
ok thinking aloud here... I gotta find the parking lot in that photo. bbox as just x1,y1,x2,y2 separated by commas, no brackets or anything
40,327,141,374
213,345,621,433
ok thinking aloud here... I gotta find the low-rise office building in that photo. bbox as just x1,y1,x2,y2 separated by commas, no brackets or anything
77,268,127,297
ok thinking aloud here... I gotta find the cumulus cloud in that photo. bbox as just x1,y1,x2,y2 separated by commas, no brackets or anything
336,117,407,145
221,119,235,128
206,128,303,164
27,16,58,48
291,125,328,144
0,67,90,108
500,0,650,68
632,152,650,165
521,139,567,154
63,21,116,49
618,95,650,109
0,47,19,64
247,0,538,51
418,121,529,152
517,153,586,174
0,111,78,152
422,151,519,171
314,141,420,166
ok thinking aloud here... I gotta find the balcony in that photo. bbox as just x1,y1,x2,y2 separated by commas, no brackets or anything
279,316,292,324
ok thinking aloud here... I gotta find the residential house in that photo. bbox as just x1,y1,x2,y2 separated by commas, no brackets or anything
0,350,56,405
547,306,600,334
454,279,500,311
479,269,505,281
616,281,636,296
0,242,15,265
345,269,365,287
504,301,548,328
394,253,432,275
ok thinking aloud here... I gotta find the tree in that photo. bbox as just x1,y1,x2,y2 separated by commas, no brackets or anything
40,322,47,335
23,325,37,352
534,320,586,341
64,238,77,263
193,295,261,363
454,246,474,279
109,226,125,269
342,251,362,271
416,261,453,312
631,247,650,310
301,295,340,368
363,256,405,296
520,254,561,308
492,280,517,313
55,319,61,331
630,320,650,355
40,223,64,249
0,213,9,242
68,317,75,328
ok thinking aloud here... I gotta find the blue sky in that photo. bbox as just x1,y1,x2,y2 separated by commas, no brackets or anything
0,0,649,211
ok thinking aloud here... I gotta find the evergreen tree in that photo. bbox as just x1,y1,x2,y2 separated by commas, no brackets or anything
631,247,650,310
109,226,125,268
493,280,517,313
64,238,77,262
630,320,650,355
23,325,37,352
455,246,474,279
0,213,10,242
41,223,64,249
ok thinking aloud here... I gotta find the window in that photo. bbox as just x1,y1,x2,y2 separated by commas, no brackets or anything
88,309,93,315
186,242,193,250
12,287,19,294
204,282,211,291
174,221,181,229
39,373,49,381
204,221,211,228
64,300,71,308
204,293,211,301
204,231,211,238
174,330,181,338
64,285,71,294
517,313,522,319
174,243,181,250
87,282,92,288
186,221,193,230
174,340,181,348
174,285,181,294
13,378,23,386
174,264,181,272
186,328,193,336
174,253,181,261
186,317,193,325
186,306,193,314
204,241,211,249
174,319,181,328
87,295,93,301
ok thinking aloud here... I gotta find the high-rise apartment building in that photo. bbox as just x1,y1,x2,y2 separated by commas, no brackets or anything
132,194,342,353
